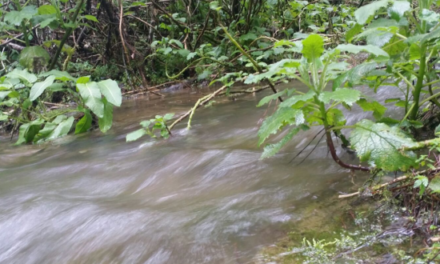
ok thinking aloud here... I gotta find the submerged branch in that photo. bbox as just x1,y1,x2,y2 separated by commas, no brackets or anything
168,85,228,130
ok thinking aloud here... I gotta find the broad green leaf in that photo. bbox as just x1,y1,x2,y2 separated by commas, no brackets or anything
0,91,10,100
335,44,389,59
6,69,37,84
163,113,174,121
261,125,309,159
34,122,57,142
15,123,30,145
126,129,146,142
19,46,50,70
346,24,363,43
7,91,19,98
383,35,407,56
258,108,304,145
76,76,91,84
40,70,76,82
29,75,55,101
388,1,410,21
319,88,361,106
75,110,92,134
84,15,98,22
350,119,418,171
356,99,387,119
97,79,122,107
0,114,8,121
52,115,67,124
240,33,258,42
257,90,288,107
76,82,104,118
302,34,324,62
355,0,390,25
15,119,44,145
420,9,440,30
279,90,315,108
187,52,197,60
409,43,421,60
422,27,440,42
429,177,440,193
47,116,74,140
98,99,113,133
435,124,440,135
4,6,37,25
356,27,394,47
38,4,57,15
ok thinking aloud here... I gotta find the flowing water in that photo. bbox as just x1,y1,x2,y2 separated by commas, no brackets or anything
0,83,400,264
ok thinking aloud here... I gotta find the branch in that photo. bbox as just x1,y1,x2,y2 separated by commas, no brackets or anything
169,85,228,130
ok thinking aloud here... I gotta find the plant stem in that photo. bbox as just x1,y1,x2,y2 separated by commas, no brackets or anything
49,0,85,70
219,23,282,102
315,97,369,172
410,43,427,120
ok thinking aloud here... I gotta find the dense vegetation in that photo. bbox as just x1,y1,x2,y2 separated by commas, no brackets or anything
2,0,440,261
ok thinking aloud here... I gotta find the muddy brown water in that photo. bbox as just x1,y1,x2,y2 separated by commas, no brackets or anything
0,83,400,263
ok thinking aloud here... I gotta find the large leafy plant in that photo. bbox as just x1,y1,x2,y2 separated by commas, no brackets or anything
0,68,121,144
251,32,424,172
251,0,440,174
348,0,440,121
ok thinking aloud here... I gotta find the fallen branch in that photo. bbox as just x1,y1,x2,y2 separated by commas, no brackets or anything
338,176,408,199
169,85,228,130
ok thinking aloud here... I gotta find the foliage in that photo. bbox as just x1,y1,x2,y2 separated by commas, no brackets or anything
126,113,174,142
0,67,121,144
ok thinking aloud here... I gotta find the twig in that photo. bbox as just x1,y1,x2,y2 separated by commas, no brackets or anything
338,176,409,199
169,85,228,130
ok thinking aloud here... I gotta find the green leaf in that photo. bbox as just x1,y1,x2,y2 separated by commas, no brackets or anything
187,52,197,60
258,108,304,145
302,34,324,62
356,98,387,119
126,129,146,142
40,70,76,82
388,1,410,21
6,69,37,84
0,114,8,121
4,6,38,25
429,177,440,193
163,113,174,121
15,119,44,145
98,99,113,133
261,125,309,159
76,76,91,84
84,15,98,22
19,46,50,70
409,43,421,60
0,91,10,100
355,0,390,25
350,119,418,171
257,90,287,107
29,75,55,101
76,82,104,118
279,90,315,108
335,44,389,59
47,116,74,140
240,32,258,42
75,110,92,134
97,79,122,107
318,88,361,106
346,24,363,43
38,4,57,15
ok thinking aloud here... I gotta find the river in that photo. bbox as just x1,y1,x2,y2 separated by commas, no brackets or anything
0,83,398,263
